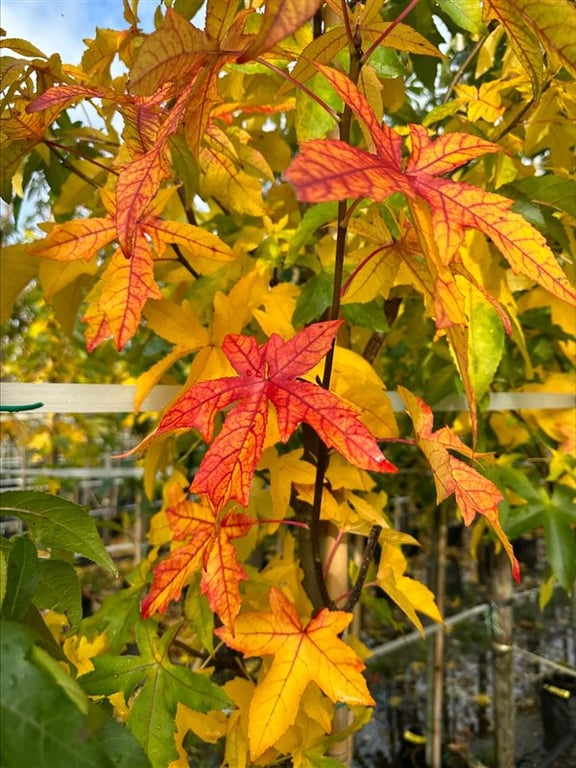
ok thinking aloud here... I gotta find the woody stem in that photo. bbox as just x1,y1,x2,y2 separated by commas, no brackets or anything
309,33,364,612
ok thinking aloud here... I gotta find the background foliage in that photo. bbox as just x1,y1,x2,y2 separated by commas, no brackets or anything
1,0,575,766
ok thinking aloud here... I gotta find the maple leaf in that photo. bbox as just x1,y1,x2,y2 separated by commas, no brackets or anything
26,189,235,350
81,621,230,768
285,64,576,308
398,386,520,581
139,320,396,511
216,587,374,759
142,485,253,628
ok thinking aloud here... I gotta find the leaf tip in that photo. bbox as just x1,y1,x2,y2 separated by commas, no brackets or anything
512,557,521,584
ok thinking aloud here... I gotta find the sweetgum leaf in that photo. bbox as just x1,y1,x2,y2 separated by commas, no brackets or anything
216,588,374,759
138,320,396,511
0,620,114,768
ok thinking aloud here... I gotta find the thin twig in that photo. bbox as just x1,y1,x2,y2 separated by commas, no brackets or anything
309,31,364,612
362,0,420,64
255,57,340,124
442,33,488,105
45,143,101,190
343,524,382,612
44,138,118,176
340,0,356,50
171,243,200,279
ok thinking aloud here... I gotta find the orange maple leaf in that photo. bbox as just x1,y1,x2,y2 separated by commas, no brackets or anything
216,587,374,759
398,386,520,581
138,320,396,511
285,64,576,307
142,486,252,628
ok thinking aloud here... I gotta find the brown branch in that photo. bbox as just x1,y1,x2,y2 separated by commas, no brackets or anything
309,29,365,612
45,143,101,190
170,243,200,279
343,524,382,612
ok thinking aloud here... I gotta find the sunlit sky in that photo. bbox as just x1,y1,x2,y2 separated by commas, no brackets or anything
2,1,174,64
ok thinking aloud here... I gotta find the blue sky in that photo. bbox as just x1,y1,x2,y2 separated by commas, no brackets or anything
2,1,163,64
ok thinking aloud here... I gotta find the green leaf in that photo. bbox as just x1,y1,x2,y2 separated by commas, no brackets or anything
0,620,114,768
368,46,406,78
293,271,333,326
0,491,116,574
30,644,89,715
129,667,180,768
81,654,154,698
82,622,230,768
436,0,486,34
21,604,68,661
550,484,576,525
295,72,342,144
2,536,38,621
286,202,337,266
509,176,576,219
468,298,505,401
543,507,576,592
496,465,545,505
96,716,152,768
81,581,144,653
34,559,83,627
184,572,215,654
502,503,544,540
343,300,390,333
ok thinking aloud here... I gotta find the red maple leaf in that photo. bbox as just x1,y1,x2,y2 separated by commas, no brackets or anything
285,64,576,307
142,320,396,511
142,485,253,627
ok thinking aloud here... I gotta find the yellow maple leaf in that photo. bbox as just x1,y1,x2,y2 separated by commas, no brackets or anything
216,588,374,759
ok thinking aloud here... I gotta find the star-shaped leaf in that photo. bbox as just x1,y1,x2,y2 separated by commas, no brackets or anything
216,587,374,759
141,486,253,628
81,622,229,768
285,64,576,307
27,190,234,350
138,320,396,510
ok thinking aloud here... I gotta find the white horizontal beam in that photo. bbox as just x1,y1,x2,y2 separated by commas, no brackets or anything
0,383,180,414
1,382,574,415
